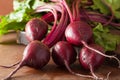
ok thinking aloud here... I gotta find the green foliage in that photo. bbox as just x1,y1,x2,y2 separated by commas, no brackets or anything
91,0,120,19
93,23,120,51
0,0,45,35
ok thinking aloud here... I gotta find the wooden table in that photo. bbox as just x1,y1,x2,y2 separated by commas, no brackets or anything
0,32,120,80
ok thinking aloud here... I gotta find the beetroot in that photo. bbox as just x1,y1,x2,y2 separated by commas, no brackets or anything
60,0,93,46
52,41,77,66
63,0,93,46
60,0,120,79
3,40,50,80
79,44,105,79
1,2,70,79
1,0,120,80
52,41,95,79
79,44,105,70
52,41,78,75
35,2,69,48
25,18,48,41
62,0,120,68
65,21,92,46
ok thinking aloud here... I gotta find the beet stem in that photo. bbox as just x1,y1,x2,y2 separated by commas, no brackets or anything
35,5,58,27
43,4,68,48
101,0,114,26
72,0,77,21
81,40,120,68
3,62,23,80
61,0,73,22
64,60,95,79
75,0,81,21
0,61,20,68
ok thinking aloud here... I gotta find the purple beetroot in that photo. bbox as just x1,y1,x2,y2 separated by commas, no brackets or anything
52,41,77,66
79,44,105,79
52,41,95,79
3,40,50,80
25,18,48,41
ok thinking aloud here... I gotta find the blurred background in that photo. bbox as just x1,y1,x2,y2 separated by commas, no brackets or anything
0,0,13,15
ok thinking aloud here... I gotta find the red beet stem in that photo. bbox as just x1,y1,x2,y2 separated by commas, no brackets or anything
41,12,61,23
36,3,69,48
82,11,120,27
61,0,73,22
74,0,81,21
101,0,114,26
43,3,69,48
35,4,58,27
41,12,55,23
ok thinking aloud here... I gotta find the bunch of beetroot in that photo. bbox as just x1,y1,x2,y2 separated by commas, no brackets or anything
1,0,120,80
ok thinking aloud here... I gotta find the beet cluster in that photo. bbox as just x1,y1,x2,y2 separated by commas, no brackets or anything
1,0,120,80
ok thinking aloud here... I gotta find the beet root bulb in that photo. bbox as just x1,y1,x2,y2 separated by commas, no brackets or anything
65,21,92,46
52,41,77,66
22,40,50,69
25,18,48,41
51,41,96,79
79,44,107,79
3,40,50,80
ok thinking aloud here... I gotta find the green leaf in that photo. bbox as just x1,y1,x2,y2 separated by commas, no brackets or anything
0,0,45,35
31,0,45,9
91,0,110,14
93,23,120,51
91,0,120,19
0,22,26,34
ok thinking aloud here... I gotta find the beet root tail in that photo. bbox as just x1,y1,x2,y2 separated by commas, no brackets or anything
64,60,99,79
89,64,104,80
3,62,23,80
0,61,20,68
